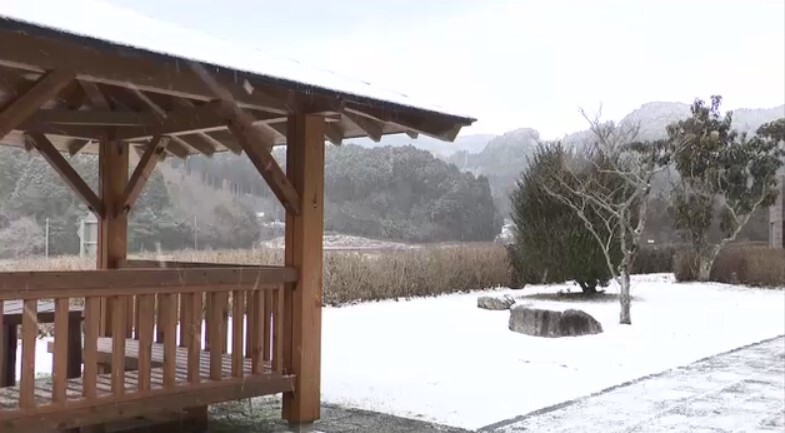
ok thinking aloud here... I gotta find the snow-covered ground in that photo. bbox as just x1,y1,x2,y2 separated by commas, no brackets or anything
261,233,417,251
19,274,785,430
321,274,785,429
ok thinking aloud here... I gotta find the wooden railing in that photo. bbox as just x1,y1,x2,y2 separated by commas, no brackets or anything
0,266,297,431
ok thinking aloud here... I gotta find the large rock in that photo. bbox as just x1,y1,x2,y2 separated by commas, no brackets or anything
509,305,602,337
477,295,516,310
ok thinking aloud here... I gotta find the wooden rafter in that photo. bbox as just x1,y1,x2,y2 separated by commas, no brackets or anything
0,69,74,139
79,80,111,110
129,88,216,156
345,104,462,141
343,112,383,142
26,132,103,216
67,139,92,156
216,100,301,215
325,122,344,146
120,135,166,215
135,97,243,154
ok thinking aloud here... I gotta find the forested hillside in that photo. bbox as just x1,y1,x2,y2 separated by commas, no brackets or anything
0,143,500,258
179,144,502,242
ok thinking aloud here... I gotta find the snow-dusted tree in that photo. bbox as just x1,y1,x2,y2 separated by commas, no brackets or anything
667,96,784,281
541,111,667,324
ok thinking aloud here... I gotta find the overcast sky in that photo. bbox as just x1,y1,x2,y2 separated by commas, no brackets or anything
107,0,785,138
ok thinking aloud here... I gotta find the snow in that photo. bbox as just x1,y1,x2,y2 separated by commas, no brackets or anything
20,274,785,430
320,274,785,429
0,0,471,120
261,233,416,251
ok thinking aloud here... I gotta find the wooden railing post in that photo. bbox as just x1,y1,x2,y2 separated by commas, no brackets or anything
282,114,326,424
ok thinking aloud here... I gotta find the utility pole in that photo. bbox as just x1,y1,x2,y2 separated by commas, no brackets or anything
193,214,198,250
45,217,49,258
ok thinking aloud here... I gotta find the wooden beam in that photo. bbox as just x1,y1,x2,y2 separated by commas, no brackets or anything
26,109,156,126
0,69,74,139
217,100,301,215
282,114,326,424
26,132,103,216
119,135,166,215
0,268,297,300
343,111,383,142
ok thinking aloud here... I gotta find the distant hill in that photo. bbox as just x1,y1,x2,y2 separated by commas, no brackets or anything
345,133,496,157
448,102,785,217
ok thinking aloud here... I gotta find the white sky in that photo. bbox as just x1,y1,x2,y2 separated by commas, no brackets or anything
106,0,785,138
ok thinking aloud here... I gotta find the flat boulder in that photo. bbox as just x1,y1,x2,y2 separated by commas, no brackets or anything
509,305,602,337
477,295,516,310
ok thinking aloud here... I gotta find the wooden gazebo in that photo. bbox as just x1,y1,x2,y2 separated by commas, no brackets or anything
0,2,474,432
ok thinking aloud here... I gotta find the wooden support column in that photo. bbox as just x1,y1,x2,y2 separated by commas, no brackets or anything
282,114,326,424
97,140,129,337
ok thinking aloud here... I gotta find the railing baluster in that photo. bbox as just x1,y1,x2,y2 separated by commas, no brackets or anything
137,294,155,392
83,296,100,398
245,290,253,358
111,295,127,396
231,290,244,378
208,292,226,381
263,290,272,363
162,293,177,388
52,297,69,404
204,292,211,351
179,293,188,348
0,299,4,388
155,294,164,344
187,292,202,383
20,299,37,408
273,287,284,374
250,289,264,374
125,296,135,338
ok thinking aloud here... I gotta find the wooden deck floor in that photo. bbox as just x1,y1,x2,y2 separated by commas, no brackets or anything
0,338,294,432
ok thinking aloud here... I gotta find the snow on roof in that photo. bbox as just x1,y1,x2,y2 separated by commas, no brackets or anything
0,0,474,122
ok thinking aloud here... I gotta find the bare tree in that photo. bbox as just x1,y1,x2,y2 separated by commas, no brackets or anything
541,111,666,324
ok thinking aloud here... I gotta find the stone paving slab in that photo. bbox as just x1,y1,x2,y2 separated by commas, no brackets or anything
489,336,785,433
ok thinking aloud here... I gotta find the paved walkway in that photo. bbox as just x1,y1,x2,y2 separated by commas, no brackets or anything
207,336,785,433
488,336,785,433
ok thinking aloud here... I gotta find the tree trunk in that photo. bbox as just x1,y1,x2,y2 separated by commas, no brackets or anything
697,245,720,282
697,256,712,282
578,280,598,295
618,255,632,325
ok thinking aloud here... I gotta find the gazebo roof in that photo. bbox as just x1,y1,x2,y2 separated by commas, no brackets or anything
0,0,475,156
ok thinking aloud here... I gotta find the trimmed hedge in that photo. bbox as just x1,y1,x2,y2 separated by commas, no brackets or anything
674,245,785,287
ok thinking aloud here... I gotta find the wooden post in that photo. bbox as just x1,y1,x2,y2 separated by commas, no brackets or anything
97,140,129,336
282,114,325,424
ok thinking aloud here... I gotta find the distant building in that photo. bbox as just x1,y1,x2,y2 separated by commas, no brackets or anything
770,176,785,249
